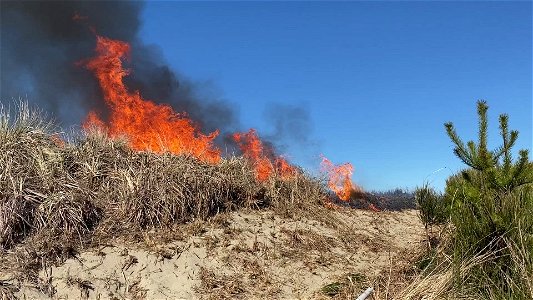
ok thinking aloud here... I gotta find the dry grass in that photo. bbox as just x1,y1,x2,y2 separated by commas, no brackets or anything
386,226,533,300
0,280,18,300
196,266,247,299
318,272,371,300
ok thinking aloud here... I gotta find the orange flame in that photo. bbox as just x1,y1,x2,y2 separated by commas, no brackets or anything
320,155,361,201
84,111,105,130
82,35,220,163
233,129,296,181
275,157,296,178
50,134,65,148
368,203,380,212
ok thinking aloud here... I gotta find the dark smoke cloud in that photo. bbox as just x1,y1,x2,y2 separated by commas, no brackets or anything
1,1,141,126
0,1,239,140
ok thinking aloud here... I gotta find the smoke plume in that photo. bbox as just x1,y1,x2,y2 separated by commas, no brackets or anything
0,1,238,138
1,1,316,157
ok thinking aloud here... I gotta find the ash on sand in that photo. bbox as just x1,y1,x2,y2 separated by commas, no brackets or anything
0,105,425,299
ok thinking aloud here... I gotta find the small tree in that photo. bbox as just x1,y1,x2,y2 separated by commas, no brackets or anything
415,183,447,251
445,100,531,192
444,100,533,297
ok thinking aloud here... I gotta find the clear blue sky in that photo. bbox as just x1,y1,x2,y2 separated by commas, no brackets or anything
139,1,532,192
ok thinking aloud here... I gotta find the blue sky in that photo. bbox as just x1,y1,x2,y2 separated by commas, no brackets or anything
139,1,531,192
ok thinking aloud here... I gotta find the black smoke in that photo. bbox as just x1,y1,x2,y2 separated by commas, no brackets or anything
0,1,238,139
0,1,316,157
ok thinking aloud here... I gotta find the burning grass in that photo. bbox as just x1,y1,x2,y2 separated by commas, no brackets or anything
0,102,327,272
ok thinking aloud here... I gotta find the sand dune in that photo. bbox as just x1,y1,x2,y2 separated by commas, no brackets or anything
4,208,423,299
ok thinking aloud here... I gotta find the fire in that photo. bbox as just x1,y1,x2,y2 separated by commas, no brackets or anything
50,134,65,148
82,35,220,163
81,33,364,200
84,111,105,130
275,157,296,178
232,129,296,181
368,203,380,212
320,155,361,201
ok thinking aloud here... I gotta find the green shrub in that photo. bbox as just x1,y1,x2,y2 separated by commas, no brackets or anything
443,100,533,297
415,183,448,229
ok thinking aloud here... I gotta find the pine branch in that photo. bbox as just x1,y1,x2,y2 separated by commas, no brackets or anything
445,122,476,168
477,100,490,168
510,150,532,189
499,114,513,171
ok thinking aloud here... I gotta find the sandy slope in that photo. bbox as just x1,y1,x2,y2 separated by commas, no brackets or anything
6,208,423,299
